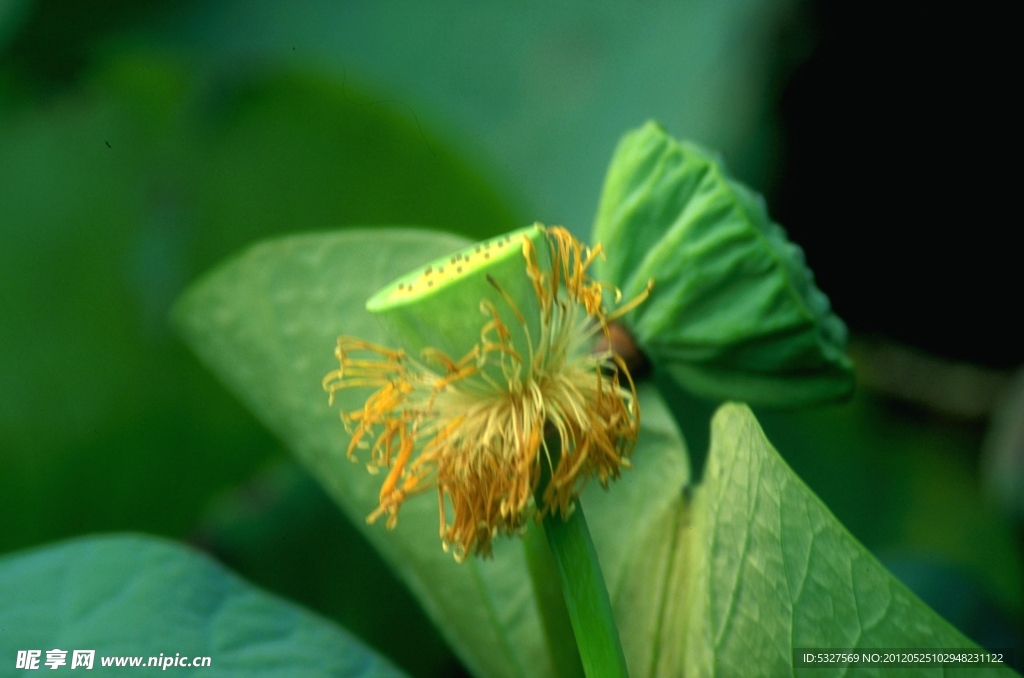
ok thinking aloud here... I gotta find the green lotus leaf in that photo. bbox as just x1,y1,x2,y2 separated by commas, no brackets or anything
172,228,1014,677
171,229,691,678
592,121,854,407
0,534,406,677
614,403,1015,677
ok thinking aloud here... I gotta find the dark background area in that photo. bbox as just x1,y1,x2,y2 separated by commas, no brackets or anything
775,2,1017,368
2,1,1021,675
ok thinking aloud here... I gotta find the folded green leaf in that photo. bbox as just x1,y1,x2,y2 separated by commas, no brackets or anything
171,229,691,678
614,403,1015,677
593,121,854,407
0,534,405,677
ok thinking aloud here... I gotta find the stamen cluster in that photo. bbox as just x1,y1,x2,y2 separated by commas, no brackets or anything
324,227,650,561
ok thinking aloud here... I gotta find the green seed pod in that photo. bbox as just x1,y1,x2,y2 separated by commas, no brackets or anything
366,223,550,368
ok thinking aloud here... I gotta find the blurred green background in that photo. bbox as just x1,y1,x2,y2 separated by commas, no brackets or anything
2,1,1021,676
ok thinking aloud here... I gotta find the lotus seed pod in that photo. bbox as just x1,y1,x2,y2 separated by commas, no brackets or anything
366,223,550,369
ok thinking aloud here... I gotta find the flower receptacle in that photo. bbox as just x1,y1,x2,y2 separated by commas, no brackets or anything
366,223,550,369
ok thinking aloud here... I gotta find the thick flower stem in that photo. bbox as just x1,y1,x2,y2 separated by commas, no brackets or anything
524,524,586,678
536,435,630,678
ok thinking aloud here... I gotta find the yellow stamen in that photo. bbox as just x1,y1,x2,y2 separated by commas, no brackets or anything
325,226,651,561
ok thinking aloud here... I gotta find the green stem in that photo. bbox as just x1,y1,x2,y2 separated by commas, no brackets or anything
536,435,630,678
524,524,586,678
